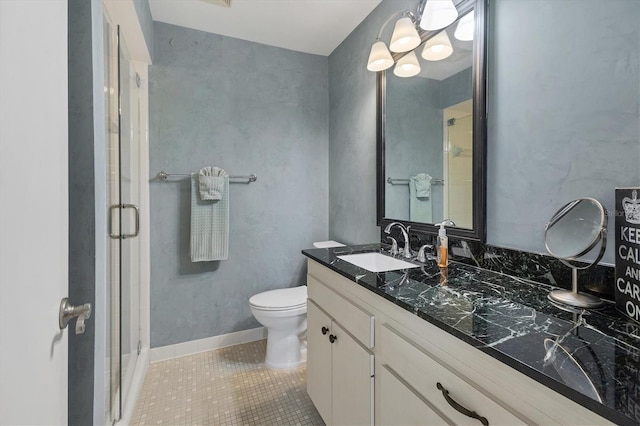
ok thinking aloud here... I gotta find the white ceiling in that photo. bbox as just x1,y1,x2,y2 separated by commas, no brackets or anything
149,0,383,56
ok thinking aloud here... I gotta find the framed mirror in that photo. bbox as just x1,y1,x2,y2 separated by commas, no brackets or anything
376,0,487,241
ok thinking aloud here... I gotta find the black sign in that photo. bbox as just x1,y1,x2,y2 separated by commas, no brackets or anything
615,187,640,324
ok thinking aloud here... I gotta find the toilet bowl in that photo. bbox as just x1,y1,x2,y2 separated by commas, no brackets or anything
249,242,344,369
249,286,308,369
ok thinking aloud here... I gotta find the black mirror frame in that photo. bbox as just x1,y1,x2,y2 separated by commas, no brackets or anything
376,0,488,242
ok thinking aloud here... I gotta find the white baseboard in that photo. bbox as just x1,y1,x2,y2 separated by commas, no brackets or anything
149,327,267,363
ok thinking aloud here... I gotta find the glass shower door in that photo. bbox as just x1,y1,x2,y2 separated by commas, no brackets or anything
104,14,142,425
118,32,142,414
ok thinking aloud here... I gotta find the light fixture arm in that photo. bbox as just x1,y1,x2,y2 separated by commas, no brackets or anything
416,0,428,20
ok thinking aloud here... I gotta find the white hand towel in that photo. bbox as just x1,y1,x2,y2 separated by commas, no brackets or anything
199,166,226,200
413,173,432,198
410,174,432,223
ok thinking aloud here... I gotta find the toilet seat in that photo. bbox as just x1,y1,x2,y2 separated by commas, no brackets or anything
249,286,307,311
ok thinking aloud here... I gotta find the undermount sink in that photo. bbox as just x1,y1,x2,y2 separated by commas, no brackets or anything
337,252,420,273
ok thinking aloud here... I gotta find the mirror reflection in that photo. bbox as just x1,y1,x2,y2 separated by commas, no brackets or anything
378,1,486,241
545,199,605,260
385,64,472,227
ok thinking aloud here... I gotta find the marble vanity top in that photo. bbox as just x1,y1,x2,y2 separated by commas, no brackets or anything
302,244,640,425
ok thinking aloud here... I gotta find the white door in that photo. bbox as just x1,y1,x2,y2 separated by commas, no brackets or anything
0,1,69,424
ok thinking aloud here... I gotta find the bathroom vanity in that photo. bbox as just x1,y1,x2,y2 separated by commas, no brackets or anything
302,244,640,425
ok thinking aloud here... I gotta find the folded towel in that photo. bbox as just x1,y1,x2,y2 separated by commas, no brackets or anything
412,173,432,198
410,176,432,223
191,173,229,262
199,166,226,200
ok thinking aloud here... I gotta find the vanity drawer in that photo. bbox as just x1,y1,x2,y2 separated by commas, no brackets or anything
379,323,524,425
307,275,374,348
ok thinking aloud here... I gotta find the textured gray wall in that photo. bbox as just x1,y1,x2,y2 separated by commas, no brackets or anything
328,0,416,244
149,22,329,348
487,0,640,265
329,0,639,265
385,75,442,221
68,0,101,423
133,0,153,61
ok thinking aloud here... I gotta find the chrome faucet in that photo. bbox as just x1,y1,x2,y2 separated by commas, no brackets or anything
384,222,412,259
417,244,434,262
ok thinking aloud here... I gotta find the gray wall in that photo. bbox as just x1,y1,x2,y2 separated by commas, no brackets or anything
487,0,639,265
328,0,640,265
328,0,418,244
385,74,442,221
68,0,103,423
149,22,329,348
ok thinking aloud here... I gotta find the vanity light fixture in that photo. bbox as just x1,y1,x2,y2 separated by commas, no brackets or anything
421,30,453,61
389,16,421,52
366,0,465,75
393,51,421,77
366,41,395,72
454,10,475,40
419,0,458,31
367,10,418,72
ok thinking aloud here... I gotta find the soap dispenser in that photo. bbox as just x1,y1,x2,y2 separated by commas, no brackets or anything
436,220,455,268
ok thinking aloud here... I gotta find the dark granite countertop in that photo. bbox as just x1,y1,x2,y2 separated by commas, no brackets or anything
302,244,640,425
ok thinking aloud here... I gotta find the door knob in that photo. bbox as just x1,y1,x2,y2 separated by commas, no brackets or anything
59,297,91,334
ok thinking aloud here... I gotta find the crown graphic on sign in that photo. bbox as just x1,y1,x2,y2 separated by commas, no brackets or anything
622,189,640,224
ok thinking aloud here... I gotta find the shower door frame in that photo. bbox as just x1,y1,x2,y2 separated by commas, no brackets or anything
101,2,151,424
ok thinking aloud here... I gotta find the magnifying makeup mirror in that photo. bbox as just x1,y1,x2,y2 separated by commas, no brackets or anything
544,198,607,309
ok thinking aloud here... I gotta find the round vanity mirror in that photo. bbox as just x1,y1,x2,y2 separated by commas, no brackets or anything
544,198,607,309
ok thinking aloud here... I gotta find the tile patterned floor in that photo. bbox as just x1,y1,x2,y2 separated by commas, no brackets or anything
131,340,325,425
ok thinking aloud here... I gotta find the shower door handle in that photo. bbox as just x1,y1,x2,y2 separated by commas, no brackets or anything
121,204,139,239
108,204,139,239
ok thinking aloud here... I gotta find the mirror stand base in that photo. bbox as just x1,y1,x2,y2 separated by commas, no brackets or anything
547,290,604,309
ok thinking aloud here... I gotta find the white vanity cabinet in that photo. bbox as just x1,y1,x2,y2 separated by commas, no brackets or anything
306,259,613,426
378,323,523,425
307,277,375,425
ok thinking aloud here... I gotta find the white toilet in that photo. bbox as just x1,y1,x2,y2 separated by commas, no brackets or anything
249,286,308,369
249,240,344,369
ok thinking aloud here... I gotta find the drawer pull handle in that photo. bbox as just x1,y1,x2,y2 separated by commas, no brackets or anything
436,382,488,426
329,334,337,343
321,326,329,335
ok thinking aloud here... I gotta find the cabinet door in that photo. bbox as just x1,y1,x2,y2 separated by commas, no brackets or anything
378,365,450,426
307,300,333,424
331,321,374,426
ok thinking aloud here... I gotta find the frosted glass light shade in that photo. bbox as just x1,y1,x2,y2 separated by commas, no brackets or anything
422,30,453,61
389,17,421,53
393,51,421,77
367,41,394,71
420,0,458,31
454,10,475,41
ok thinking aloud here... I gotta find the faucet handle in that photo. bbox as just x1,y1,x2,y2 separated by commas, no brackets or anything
386,236,398,256
417,244,434,262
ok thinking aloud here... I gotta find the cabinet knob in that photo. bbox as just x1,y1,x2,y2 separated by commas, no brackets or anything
321,326,329,335
329,334,337,343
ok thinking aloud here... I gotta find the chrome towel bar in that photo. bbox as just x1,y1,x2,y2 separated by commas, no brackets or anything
156,171,257,183
387,177,444,185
